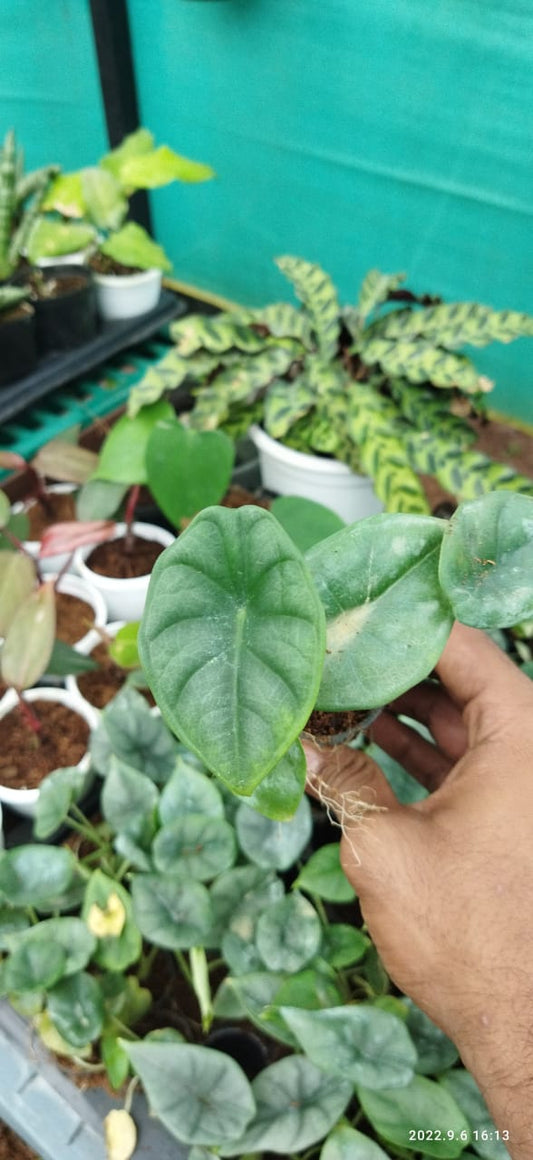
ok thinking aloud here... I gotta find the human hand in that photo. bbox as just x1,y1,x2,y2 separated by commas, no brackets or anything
303,623,533,1155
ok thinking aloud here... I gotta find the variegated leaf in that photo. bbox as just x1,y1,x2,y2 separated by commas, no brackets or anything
276,256,340,361
358,336,482,392
263,377,315,439
252,302,314,348
357,269,405,321
190,347,299,430
366,300,533,349
406,438,533,502
169,311,264,357
305,356,350,399
128,349,218,416
388,378,476,449
347,384,429,514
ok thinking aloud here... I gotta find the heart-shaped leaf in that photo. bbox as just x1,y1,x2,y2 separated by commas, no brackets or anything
439,492,533,628
139,506,326,793
122,1041,255,1146
235,795,312,870
34,766,90,839
208,866,284,948
256,893,322,973
320,1123,391,1160
0,907,30,951
321,924,370,969
82,870,141,972
146,417,234,528
47,971,104,1047
0,845,77,909
246,739,307,821
153,815,236,881
358,1076,471,1158
294,843,356,902
306,514,451,709
440,1070,509,1160
271,496,345,553
131,872,213,949
91,687,179,782
159,762,224,825
101,758,159,840
404,999,459,1075
282,1003,417,1089
2,940,67,994
4,918,95,980
94,399,175,486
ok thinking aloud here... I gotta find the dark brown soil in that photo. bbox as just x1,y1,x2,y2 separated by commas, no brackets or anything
221,484,271,510
0,1121,39,1160
86,535,164,579
26,490,76,537
29,272,88,300
77,640,155,710
55,591,95,645
302,707,375,745
0,302,33,325
0,700,89,790
89,252,143,277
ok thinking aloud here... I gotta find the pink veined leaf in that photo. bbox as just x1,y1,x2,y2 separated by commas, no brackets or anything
39,520,116,558
1,580,56,691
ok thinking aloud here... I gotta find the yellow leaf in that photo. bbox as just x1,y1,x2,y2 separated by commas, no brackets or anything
87,893,126,938
104,1109,137,1160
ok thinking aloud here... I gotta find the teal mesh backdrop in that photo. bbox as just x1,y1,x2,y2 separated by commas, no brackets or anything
1,0,532,421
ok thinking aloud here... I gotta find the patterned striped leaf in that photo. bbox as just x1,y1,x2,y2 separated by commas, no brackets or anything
388,378,477,449
128,349,195,416
305,356,350,399
263,376,315,439
252,302,314,348
346,383,429,514
367,300,533,349
358,336,483,392
357,269,406,321
276,256,340,361
169,311,266,356
406,437,533,502
190,346,300,430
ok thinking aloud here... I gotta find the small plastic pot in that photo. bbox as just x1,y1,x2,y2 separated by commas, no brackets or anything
13,482,77,576
0,301,37,387
65,620,125,711
50,571,108,652
31,265,98,353
74,521,174,622
93,268,162,321
301,706,382,747
0,686,98,818
205,1027,268,1080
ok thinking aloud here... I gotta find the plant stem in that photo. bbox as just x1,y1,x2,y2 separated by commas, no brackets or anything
16,692,41,735
137,944,158,983
124,485,140,551
190,946,214,1033
124,1075,139,1115
175,950,193,987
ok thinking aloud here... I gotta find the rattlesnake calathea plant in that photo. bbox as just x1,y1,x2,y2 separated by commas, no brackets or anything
0,685,513,1159
127,256,533,514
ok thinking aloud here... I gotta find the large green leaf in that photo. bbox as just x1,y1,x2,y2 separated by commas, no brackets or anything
358,1077,471,1158
131,872,213,949
81,166,127,230
0,551,35,636
4,918,95,980
245,739,307,820
294,843,356,902
47,971,104,1048
0,846,77,909
218,1055,352,1156
276,256,340,361
25,216,96,261
282,1003,416,1090
159,762,224,825
93,398,175,486
271,496,345,553
1,941,67,995
146,416,234,527
122,1041,255,1146
90,687,179,782
440,1071,511,1160
438,492,533,628
404,1000,459,1075
152,815,236,881
100,221,171,272
139,506,326,793
307,513,452,708
235,795,312,870
118,145,215,189
255,893,322,973
320,1123,391,1160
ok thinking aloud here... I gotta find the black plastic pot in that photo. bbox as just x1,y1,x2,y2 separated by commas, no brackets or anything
205,1026,268,1079
31,265,98,353
0,301,37,387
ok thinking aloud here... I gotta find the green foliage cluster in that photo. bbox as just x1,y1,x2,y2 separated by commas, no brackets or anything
0,687,510,1159
128,256,533,513
0,129,58,280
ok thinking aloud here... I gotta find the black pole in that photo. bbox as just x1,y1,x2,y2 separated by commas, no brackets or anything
88,0,152,232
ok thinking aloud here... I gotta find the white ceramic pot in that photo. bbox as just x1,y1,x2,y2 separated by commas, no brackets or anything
0,686,99,818
93,268,162,321
33,248,94,268
249,425,384,524
13,482,79,576
66,620,125,711
50,572,108,651
74,521,174,622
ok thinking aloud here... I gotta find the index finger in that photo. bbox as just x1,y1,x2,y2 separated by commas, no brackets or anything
436,622,530,711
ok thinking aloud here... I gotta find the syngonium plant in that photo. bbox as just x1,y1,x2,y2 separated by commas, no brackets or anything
139,490,533,819
128,255,533,512
0,685,503,1159
24,126,214,272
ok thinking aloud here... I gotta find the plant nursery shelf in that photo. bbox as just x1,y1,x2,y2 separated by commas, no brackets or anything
0,289,186,426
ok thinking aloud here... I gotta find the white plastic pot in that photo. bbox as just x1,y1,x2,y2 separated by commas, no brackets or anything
0,686,99,818
51,572,108,651
66,620,125,711
74,522,175,622
250,424,384,524
33,248,94,268
13,483,78,576
93,268,162,321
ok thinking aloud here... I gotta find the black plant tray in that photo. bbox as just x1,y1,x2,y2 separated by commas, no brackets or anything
0,289,187,426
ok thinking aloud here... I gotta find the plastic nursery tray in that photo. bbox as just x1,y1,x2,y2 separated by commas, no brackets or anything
0,289,186,426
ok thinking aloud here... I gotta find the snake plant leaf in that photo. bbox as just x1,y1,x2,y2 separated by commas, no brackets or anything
358,335,483,393
320,1123,391,1160
307,514,452,709
100,221,171,272
99,127,154,182
246,739,307,820
282,1004,416,1090
255,893,322,973
4,918,95,980
139,506,326,794
146,417,234,527
0,550,35,635
357,1077,471,1158
263,374,315,439
235,795,312,871
438,492,533,627
369,300,533,349
82,869,142,972
1,579,56,690
131,872,213,949
440,1071,508,1160
159,762,224,825
276,255,340,361
81,166,128,230
119,145,215,189
93,397,175,485
403,1000,459,1075
1,940,67,995
122,1041,255,1146
170,311,265,357
253,301,314,347
294,843,356,903
357,269,406,323
25,216,96,261
218,1055,352,1157
152,815,237,881
47,971,104,1048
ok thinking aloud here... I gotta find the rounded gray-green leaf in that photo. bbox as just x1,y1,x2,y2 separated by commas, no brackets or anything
358,1076,471,1159
320,1123,391,1160
306,513,451,709
218,1055,352,1156
47,971,104,1048
101,758,159,839
439,492,533,628
5,918,95,980
0,845,77,909
122,1041,255,1146
152,815,236,881
440,1070,509,1160
139,506,326,793
281,1003,416,1089
236,795,312,870
256,893,321,973
158,763,224,825
404,999,459,1075
131,872,213,949
3,940,67,994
